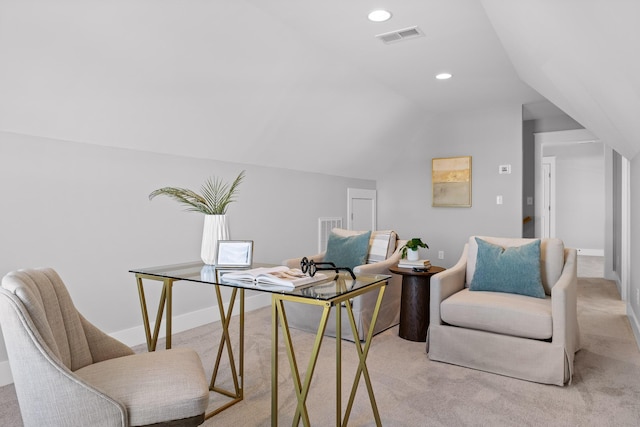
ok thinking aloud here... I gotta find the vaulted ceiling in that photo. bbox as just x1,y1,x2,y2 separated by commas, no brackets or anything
0,1,637,179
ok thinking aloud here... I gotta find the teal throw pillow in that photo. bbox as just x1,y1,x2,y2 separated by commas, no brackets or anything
324,231,372,271
469,238,546,298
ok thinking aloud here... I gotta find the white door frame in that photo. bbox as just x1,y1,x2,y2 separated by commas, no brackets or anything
541,156,556,238
534,129,599,237
347,188,376,231
621,157,631,301
534,129,631,302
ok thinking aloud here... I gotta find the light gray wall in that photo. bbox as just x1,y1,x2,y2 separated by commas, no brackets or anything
522,120,536,237
0,131,374,370
522,115,584,238
378,104,523,267
543,142,605,252
530,115,584,133
612,151,623,276
630,156,640,347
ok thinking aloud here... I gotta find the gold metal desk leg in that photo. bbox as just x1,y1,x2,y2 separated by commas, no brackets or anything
336,300,342,426
271,281,387,426
271,295,279,427
207,286,244,419
135,274,244,420
165,279,172,349
136,276,153,352
342,286,386,427
135,275,173,351
273,297,330,427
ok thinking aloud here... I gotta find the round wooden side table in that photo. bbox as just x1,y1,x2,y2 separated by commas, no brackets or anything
389,265,446,342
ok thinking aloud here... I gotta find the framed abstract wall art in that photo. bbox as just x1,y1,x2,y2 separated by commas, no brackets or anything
432,156,472,207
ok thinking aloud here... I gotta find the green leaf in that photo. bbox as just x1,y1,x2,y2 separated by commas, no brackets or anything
149,171,246,215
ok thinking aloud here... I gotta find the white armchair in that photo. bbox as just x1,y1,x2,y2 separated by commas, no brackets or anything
0,268,210,426
427,236,580,386
283,229,407,341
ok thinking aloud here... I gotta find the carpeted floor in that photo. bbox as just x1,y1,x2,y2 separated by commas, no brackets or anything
2,256,639,426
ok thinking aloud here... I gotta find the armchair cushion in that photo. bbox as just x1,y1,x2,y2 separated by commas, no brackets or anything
469,238,546,299
441,288,553,340
324,230,371,270
76,348,209,426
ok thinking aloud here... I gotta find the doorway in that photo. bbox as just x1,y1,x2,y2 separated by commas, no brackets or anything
347,188,376,231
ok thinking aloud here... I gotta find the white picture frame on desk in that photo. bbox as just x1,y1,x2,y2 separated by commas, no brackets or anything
216,240,254,268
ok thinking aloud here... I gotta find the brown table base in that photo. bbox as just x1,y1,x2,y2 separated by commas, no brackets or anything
389,265,445,342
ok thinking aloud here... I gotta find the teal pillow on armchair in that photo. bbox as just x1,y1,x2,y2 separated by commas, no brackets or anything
324,231,372,270
469,237,546,298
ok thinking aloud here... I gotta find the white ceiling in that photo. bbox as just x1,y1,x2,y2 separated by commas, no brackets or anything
243,0,542,113
0,0,637,179
483,0,640,160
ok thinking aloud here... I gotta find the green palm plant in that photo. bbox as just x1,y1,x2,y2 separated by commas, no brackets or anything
149,171,246,215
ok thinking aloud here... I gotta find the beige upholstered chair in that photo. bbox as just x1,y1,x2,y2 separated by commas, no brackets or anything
428,236,580,386
283,229,407,341
0,268,210,426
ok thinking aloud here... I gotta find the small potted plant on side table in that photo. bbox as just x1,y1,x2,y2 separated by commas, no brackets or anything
401,238,429,261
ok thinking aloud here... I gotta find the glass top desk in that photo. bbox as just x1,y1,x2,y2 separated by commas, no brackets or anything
130,261,390,426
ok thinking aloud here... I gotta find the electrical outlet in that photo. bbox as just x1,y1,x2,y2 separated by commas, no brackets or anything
438,251,444,260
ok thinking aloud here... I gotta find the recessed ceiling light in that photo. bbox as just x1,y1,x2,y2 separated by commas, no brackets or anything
368,10,392,22
436,73,453,80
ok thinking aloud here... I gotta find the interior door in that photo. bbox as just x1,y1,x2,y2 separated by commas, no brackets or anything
347,188,376,231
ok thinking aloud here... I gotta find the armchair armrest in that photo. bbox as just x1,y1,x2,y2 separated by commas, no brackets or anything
353,239,407,275
0,293,127,426
80,315,135,363
282,253,326,269
429,244,468,326
550,248,579,349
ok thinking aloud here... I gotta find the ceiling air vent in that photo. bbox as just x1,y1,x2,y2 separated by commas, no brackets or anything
376,26,424,44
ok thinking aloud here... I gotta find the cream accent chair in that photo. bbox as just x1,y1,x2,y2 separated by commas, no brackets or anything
0,268,210,426
427,236,580,386
283,229,407,341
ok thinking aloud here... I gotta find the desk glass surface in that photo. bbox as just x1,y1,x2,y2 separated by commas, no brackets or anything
129,261,390,301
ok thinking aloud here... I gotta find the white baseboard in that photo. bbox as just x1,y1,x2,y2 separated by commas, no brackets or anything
628,302,640,352
0,293,271,387
113,292,271,347
577,248,605,256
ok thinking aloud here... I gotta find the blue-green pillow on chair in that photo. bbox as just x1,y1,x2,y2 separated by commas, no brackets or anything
469,237,546,298
324,231,372,271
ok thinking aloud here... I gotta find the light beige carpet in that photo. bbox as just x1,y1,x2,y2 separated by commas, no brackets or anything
1,275,639,426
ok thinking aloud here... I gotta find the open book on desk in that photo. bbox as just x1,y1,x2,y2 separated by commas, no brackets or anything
221,266,327,289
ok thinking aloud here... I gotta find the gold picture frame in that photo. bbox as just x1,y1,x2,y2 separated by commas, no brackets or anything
432,156,472,207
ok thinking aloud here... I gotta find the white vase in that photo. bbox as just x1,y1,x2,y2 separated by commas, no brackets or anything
407,248,419,261
201,214,230,265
